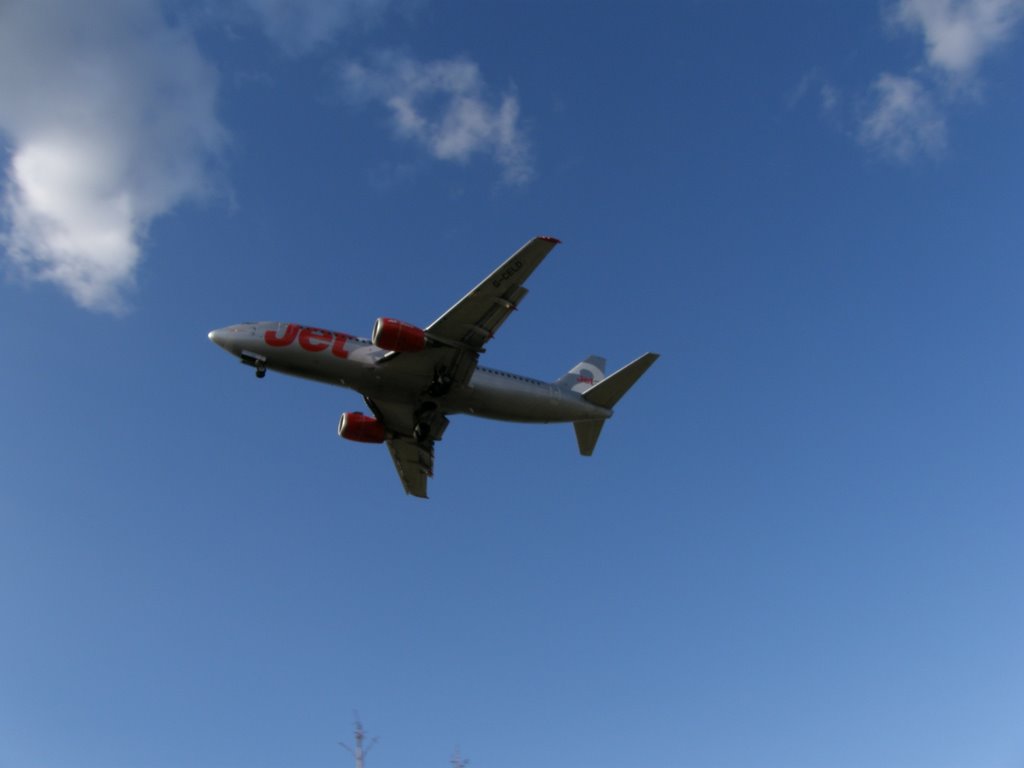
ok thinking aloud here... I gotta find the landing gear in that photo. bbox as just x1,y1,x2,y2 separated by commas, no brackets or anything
413,402,437,443
427,366,453,397
241,351,268,379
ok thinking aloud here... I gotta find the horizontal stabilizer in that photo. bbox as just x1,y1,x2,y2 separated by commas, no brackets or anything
582,352,659,409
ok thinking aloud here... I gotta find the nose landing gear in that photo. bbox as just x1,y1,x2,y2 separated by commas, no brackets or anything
240,351,268,379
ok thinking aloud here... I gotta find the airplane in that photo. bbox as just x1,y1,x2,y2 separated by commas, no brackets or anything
208,236,658,498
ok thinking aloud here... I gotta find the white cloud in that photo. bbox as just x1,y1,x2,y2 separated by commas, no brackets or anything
341,53,533,184
856,0,1024,161
240,0,393,55
0,0,224,312
891,0,1024,75
859,73,947,161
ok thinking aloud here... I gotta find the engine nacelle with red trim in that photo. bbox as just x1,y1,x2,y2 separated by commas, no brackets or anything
338,412,387,443
372,317,426,353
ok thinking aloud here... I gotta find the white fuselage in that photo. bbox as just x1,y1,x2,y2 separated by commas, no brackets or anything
209,321,611,424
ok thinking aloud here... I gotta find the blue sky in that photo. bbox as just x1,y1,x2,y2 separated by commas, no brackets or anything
2,1,1024,767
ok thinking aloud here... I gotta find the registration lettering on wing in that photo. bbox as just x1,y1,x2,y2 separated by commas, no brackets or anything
491,259,523,289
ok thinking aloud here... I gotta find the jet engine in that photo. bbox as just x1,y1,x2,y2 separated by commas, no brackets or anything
372,317,426,352
338,412,387,443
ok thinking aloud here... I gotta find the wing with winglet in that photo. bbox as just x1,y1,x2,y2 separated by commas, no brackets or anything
425,235,560,354
366,237,561,497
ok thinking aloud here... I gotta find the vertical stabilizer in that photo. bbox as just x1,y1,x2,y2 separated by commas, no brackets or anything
555,355,607,393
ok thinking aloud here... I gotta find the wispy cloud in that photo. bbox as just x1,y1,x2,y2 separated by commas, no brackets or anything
789,69,841,115
240,0,393,55
859,73,947,161
0,0,224,312
858,0,1024,161
340,53,533,185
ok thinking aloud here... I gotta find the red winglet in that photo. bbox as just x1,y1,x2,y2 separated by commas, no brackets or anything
537,235,561,243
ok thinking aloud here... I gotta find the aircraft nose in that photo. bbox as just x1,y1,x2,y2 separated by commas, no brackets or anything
208,328,228,349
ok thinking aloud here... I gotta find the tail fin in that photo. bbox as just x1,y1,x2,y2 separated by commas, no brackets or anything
572,352,659,456
554,355,606,393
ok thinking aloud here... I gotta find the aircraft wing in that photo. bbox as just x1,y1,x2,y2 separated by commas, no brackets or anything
425,235,560,353
386,436,433,498
365,396,447,498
